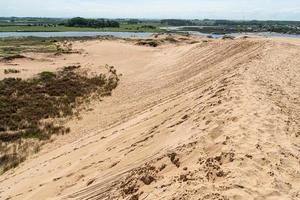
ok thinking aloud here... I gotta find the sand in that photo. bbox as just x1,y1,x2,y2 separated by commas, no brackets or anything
0,35,299,200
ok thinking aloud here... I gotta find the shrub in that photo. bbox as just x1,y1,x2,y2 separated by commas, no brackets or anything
136,40,159,47
38,71,57,81
4,68,20,74
0,65,119,171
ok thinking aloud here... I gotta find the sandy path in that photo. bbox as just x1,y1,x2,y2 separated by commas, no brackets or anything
0,36,299,200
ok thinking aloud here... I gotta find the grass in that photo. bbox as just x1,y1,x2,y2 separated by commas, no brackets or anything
0,153,26,172
0,37,89,59
0,24,162,60
0,36,139,60
0,37,59,59
0,65,119,173
0,23,163,33
134,36,182,47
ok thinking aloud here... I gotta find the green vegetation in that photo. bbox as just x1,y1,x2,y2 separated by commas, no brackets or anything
1,17,300,34
161,19,195,26
0,37,97,60
0,65,118,142
67,17,119,28
0,17,162,33
0,36,121,174
0,37,59,59
0,65,119,173
0,24,162,32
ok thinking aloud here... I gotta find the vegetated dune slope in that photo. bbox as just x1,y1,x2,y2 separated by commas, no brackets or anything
0,36,300,200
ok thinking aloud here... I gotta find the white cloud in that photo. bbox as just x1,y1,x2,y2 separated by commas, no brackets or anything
0,0,299,20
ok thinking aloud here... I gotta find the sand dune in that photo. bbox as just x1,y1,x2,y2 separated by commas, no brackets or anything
0,35,300,200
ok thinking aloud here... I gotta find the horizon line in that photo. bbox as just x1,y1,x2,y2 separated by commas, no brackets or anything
1,16,300,22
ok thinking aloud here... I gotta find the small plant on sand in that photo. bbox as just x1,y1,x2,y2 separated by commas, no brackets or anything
4,68,20,74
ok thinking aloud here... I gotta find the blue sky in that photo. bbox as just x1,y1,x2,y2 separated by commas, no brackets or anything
1,0,300,20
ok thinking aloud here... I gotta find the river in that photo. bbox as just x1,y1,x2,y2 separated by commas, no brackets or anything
0,31,154,38
1,30,300,39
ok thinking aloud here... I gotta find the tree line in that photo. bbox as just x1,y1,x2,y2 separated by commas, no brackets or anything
66,17,120,28
161,19,195,26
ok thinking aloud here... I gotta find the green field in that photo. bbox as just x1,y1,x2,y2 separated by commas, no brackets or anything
0,23,163,32
1,17,300,34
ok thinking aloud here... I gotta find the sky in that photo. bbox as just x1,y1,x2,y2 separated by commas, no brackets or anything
1,0,300,20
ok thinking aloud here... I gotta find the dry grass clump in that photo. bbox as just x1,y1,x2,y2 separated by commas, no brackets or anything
0,65,119,173
54,41,76,55
136,39,160,47
2,54,26,61
4,68,21,74
135,35,186,47
222,35,235,40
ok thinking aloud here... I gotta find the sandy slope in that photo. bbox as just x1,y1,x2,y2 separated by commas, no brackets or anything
0,35,300,200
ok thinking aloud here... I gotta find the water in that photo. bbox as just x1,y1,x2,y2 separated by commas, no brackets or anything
161,26,300,39
1,30,300,39
0,31,154,38
193,32,300,39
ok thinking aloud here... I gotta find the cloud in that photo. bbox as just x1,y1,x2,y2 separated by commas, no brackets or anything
0,0,300,20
